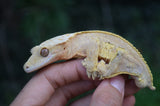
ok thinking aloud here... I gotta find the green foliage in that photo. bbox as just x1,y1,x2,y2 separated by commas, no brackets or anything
18,0,71,44
0,0,160,105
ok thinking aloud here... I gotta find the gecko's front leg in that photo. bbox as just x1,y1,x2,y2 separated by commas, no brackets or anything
82,41,99,80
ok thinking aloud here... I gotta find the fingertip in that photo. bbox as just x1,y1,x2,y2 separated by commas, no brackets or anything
110,76,125,95
90,76,125,106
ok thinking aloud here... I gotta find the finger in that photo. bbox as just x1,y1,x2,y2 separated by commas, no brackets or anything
123,95,135,106
42,59,91,89
125,79,140,96
11,59,88,106
90,76,125,106
11,71,55,106
70,94,92,106
46,80,100,106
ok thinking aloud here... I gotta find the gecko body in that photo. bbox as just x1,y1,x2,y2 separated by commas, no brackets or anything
24,30,155,90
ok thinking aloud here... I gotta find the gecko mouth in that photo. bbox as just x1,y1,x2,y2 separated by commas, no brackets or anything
24,62,48,73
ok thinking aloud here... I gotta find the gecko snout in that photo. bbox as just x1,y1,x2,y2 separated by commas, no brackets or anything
23,64,31,73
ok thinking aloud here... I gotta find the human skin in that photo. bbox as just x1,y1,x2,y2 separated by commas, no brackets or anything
11,59,139,106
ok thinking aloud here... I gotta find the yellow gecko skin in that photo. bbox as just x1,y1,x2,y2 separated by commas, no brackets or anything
24,30,156,90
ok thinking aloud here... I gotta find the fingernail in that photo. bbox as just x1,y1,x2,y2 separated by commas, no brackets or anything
110,76,124,93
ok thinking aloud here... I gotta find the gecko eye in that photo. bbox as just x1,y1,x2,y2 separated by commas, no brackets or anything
40,47,49,57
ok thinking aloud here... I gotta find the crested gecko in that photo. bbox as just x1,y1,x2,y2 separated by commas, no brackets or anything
24,30,156,90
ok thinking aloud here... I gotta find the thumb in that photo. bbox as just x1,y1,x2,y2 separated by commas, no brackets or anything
90,76,125,106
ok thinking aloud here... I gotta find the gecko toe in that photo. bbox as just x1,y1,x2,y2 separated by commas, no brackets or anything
87,71,91,79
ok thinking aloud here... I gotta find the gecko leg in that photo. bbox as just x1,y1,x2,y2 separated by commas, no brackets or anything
120,53,150,89
118,53,155,90
109,51,152,89
96,49,153,89
82,41,99,80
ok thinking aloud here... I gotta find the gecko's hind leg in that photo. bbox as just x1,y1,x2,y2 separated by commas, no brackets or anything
119,53,154,89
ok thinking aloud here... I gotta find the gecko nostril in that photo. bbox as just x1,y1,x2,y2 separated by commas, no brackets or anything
26,66,29,69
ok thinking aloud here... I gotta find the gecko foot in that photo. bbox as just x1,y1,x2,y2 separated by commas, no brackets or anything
85,60,108,80
86,71,98,80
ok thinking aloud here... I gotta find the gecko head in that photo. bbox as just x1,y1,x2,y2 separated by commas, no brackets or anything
23,44,66,73
23,33,74,73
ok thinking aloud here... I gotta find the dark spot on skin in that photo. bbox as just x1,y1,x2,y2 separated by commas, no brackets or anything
64,47,66,50
40,47,49,57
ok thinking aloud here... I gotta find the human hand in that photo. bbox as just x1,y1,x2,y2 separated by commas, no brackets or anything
11,59,139,106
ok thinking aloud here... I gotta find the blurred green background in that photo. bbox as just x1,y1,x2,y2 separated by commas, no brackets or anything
0,0,160,105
